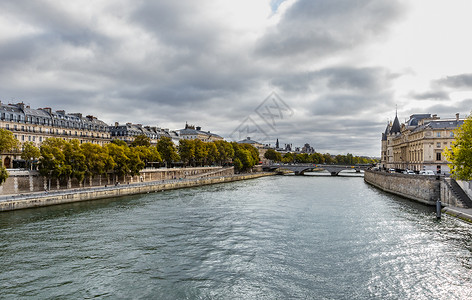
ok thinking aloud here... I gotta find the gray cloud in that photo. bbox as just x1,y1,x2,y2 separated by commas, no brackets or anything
436,73,472,89
0,0,414,156
256,0,405,60
409,90,450,101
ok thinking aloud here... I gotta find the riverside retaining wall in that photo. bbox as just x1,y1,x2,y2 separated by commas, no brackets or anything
364,170,439,205
0,173,272,212
365,170,470,208
0,167,234,195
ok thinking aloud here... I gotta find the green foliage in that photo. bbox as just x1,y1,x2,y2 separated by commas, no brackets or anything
39,138,68,180
206,142,219,165
445,114,472,180
111,139,128,147
81,143,114,179
21,141,41,169
214,140,234,165
0,166,8,185
178,139,195,166
106,143,130,177
194,139,209,166
157,137,180,166
131,135,151,147
231,142,259,172
264,149,282,162
282,152,294,163
0,128,19,153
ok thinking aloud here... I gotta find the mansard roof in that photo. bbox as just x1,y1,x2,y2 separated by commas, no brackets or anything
407,114,431,126
413,119,464,132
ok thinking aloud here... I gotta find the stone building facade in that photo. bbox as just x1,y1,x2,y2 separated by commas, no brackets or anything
179,123,223,142
1,102,110,168
108,122,180,145
381,113,464,174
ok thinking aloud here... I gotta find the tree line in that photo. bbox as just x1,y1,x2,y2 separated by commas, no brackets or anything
264,148,378,165
0,131,261,185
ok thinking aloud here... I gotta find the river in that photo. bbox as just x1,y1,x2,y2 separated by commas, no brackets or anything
1,176,471,299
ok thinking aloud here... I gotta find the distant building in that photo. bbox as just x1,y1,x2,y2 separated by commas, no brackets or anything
178,123,223,142
381,112,464,174
0,101,110,168
301,143,315,154
109,122,177,145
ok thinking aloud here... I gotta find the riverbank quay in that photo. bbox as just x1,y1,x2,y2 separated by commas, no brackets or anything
365,170,472,223
442,206,472,223
0,172,274,212
0,166,235,195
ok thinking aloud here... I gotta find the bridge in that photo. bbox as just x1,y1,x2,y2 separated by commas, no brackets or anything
262,164,372,176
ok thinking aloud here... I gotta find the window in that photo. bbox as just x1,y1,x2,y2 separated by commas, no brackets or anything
436,132,441,137
437,142,441,148
450,132,454,137
6,124,9,129
21,135,25,141
436,152,441,161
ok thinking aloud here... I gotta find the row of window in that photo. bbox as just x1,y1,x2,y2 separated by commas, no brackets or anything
0,113,107,131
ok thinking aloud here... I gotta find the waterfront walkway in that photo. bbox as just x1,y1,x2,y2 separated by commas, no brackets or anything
443,206,472,223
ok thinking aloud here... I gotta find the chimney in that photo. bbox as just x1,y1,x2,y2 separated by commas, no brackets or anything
56,110,65,115
42,107,52,114
456,113,460,121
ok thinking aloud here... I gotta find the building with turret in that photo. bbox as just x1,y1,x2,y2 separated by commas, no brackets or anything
381,112,464,174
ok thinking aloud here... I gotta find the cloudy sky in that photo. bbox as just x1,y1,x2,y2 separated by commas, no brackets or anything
1,0,472,156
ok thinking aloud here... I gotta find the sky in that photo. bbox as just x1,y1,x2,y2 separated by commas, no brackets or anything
1,0,472,157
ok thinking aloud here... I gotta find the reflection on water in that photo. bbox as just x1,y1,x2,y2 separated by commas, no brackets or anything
1,176,471,299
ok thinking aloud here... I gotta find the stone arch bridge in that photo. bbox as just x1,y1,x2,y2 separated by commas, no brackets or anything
263,164,371,176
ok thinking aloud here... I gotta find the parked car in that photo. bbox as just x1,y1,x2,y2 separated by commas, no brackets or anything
419,170,435,175
403,170,415,175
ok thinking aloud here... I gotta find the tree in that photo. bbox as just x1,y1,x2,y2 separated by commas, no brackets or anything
194,139,209,166
282,152,294,164
0,128,19,185
214,140,234,165
206,142,219,165
81,143,114,182
21,142,41,170
157,137,179,167
63,139,87,183
106,143,130,180
178,139,195,166
0,128,19,153
131,134,151,147
231,142,258,172
39,138,68,182
126,147,145,176
445,114,472,180
264,149,282,162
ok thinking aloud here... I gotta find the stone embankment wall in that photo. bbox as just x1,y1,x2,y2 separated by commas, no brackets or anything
0,172,271,212
364,170,439,205
0,167,234,195
365,170,471,208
